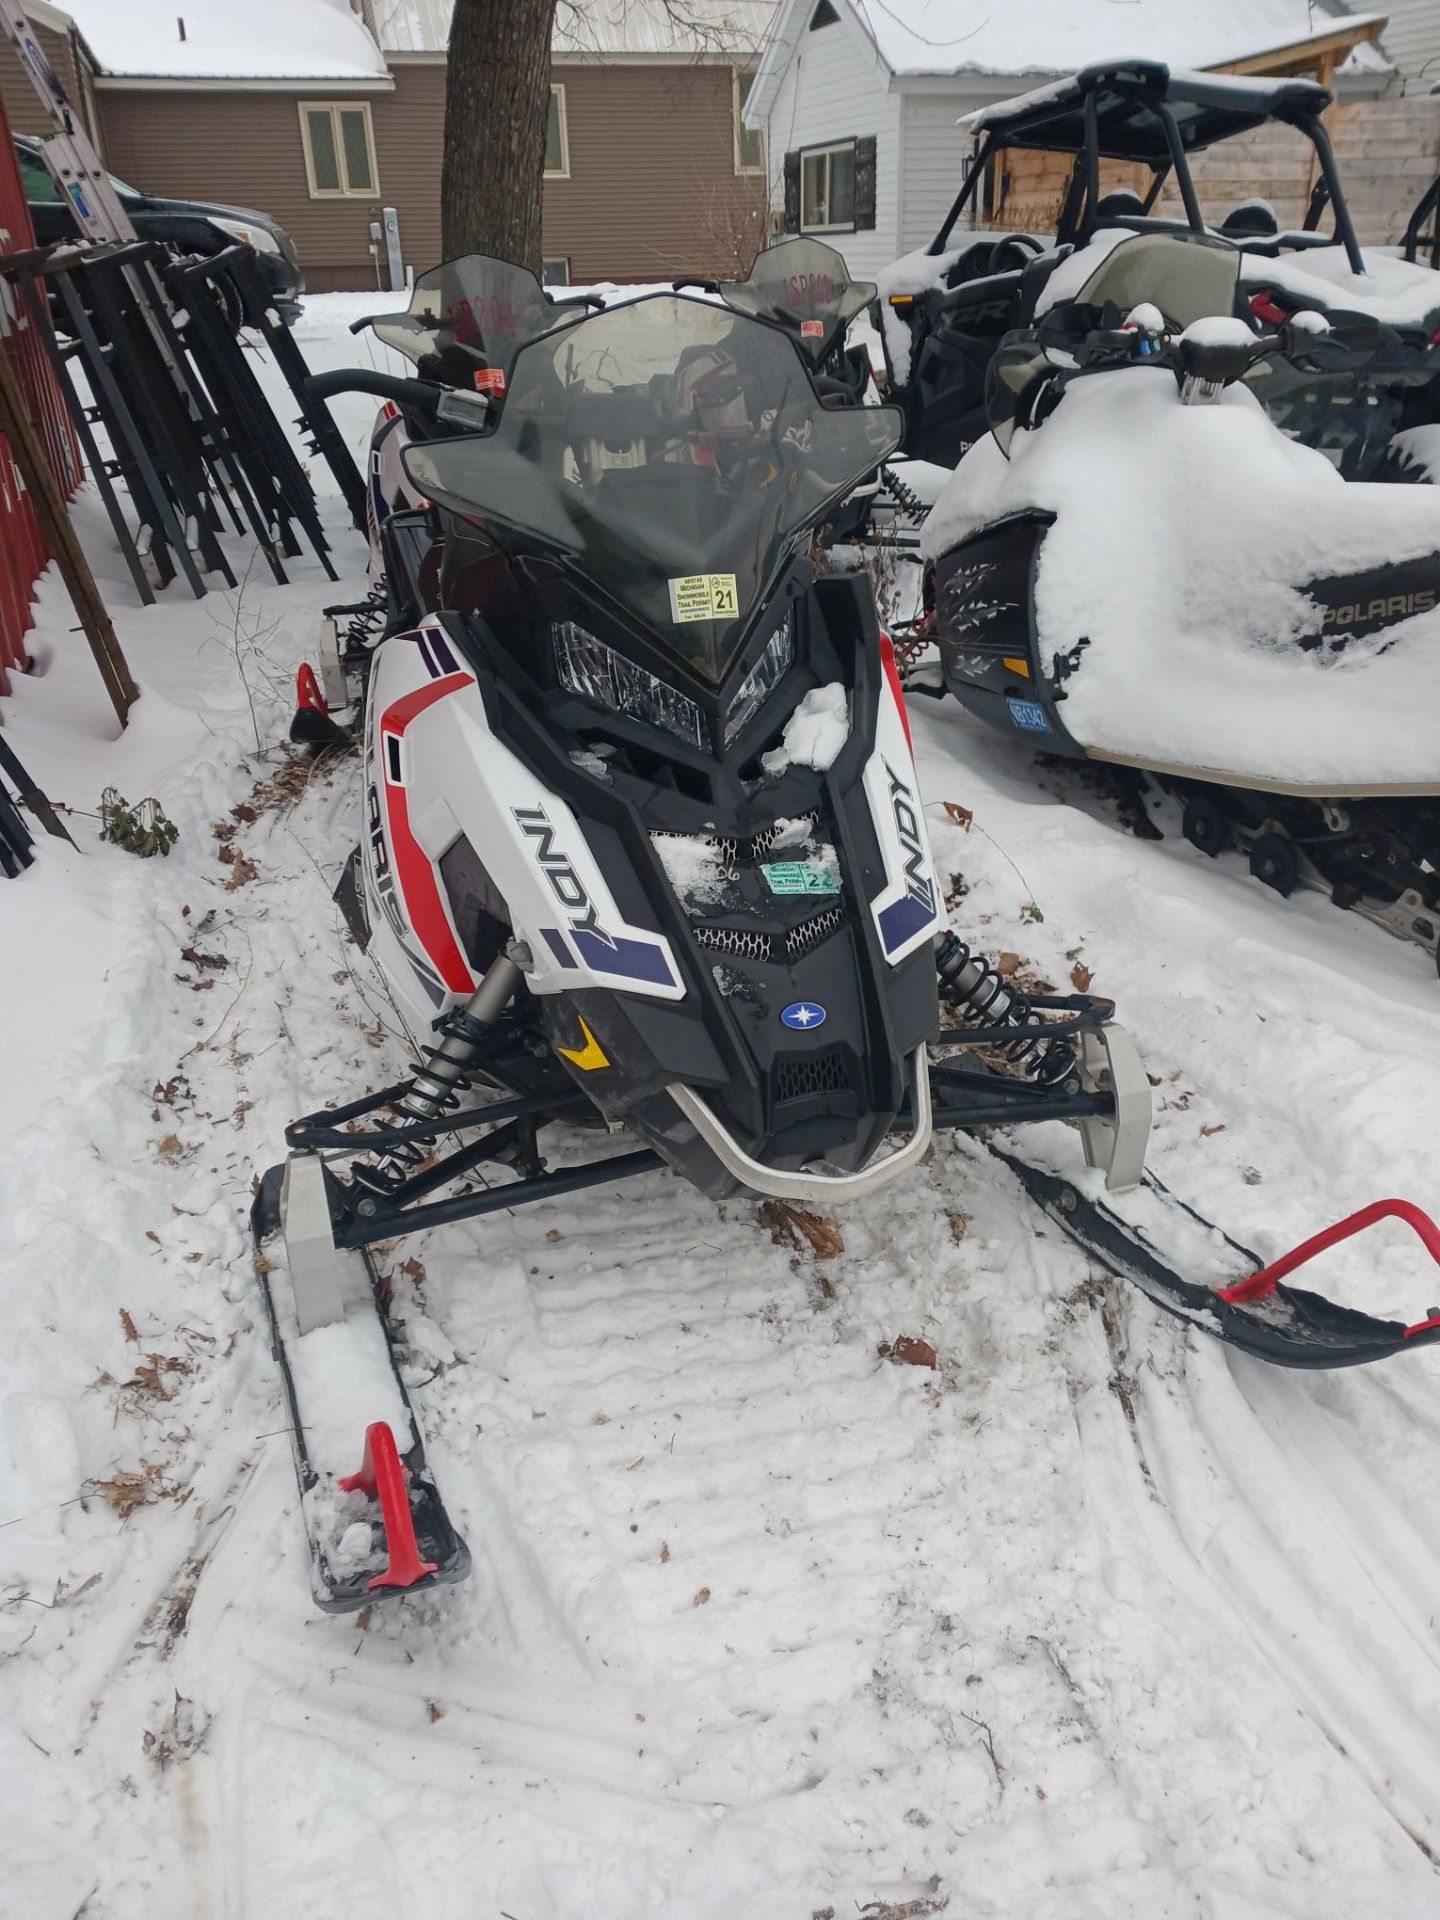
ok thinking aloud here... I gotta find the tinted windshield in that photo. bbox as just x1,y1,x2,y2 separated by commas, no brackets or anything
1076,230,1240,328
364,256,586,380
719,237,876,362
403,295,901,681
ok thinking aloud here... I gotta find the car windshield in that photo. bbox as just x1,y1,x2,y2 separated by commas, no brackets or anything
403,295,902,681
364,255,586,381
718,237,876,361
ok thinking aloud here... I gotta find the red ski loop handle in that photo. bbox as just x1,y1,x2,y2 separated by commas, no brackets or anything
1219,1198,1440,1337
338,1421,439,1594
296,662,328,715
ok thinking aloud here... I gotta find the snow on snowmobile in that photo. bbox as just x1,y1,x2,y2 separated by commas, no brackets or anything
918,250,1440,966
256,291,1440,1618
879,60,1440,481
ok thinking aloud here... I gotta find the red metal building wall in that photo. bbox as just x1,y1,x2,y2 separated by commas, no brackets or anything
0,92,81,691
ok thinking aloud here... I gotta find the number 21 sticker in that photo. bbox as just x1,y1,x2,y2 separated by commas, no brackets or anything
669,574,739,623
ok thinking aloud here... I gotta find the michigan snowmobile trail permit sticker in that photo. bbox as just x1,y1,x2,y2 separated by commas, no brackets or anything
762,859,840,896
669,574,739,622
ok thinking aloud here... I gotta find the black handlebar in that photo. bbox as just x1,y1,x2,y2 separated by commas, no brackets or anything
305,367,444,414
672,276,721,294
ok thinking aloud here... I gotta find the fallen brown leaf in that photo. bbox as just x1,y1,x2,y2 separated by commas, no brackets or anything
996,951,1021,977
659,1542,670,1564
947,1210,970,1245
943,802,973,831
119,1308,140,1343
1069,960,1093,992
693,1586,711,1606
426,1701,445,1723
757,1199,844,1262
1200,1123,1227,1137
882,1335,939,1370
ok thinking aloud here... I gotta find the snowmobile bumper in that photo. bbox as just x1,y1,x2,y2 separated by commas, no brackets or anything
998,1148,1440,1370
252,1160,471,1611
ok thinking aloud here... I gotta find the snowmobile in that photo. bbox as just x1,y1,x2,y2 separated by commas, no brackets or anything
918,258,1440,966
256,291,1440,1617
879,60,1440,480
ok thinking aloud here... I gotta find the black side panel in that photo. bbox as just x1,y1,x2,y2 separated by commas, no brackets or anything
932,513,1086,758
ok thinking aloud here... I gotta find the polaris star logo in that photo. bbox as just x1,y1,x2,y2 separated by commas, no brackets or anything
885,761,937,920
514,804,615,949
781,1001,826,1030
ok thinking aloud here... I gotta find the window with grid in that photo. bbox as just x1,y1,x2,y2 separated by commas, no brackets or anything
734,69,764,175
299,102,378,198
801,142,856,231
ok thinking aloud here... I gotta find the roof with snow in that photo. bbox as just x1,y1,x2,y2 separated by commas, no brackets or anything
56,0,389,80
750,0,1388,120
373,0,776,57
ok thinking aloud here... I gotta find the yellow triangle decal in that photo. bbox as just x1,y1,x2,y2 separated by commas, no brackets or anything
557,1016,609,1071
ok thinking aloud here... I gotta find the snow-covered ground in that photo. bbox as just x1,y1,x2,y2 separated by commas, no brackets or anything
3,296,1440,1920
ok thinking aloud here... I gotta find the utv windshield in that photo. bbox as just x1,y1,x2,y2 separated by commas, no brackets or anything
1074,230,1240,329
719,237,876,362
363,256,586,381
403,295,902,681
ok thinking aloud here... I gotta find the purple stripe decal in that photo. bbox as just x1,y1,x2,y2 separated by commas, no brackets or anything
542,927,578,969
428,627,461,676
878,893,937,955
572,929,677,988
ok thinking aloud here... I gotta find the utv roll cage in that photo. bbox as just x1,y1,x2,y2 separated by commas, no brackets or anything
1403,170,1440,270
928,59,1366,276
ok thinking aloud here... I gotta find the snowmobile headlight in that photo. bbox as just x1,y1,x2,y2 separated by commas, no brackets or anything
552,621,706,751
723,613,795,746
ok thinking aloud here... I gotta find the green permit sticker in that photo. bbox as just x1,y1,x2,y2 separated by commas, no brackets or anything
762,860,840,897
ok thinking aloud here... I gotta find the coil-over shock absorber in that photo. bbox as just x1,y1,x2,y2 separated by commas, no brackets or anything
351,953,522,1194
935,932,1077,1084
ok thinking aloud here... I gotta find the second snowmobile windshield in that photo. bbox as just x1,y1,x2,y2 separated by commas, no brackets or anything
403,294,903,681
365,256,583,377
719,238,876,362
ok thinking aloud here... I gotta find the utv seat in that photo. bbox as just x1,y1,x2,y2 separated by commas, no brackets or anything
1221,200,1281,239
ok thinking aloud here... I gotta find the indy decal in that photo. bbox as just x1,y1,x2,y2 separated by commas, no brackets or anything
877,760,939,955
862,668,941,966
514,805,680,990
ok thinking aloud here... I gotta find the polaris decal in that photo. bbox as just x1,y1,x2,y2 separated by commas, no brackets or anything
514,805,680,991
1321,590,1436,631
1007,697,1051,734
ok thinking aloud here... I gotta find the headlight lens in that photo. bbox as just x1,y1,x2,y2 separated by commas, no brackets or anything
552,621,706,751
211,217,281,256
723,611,795,745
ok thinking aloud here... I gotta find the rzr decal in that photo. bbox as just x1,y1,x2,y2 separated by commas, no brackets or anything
514,805,678,989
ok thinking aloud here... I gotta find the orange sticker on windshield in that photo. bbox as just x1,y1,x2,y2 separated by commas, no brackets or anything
800,319,825,339
669,574,739,622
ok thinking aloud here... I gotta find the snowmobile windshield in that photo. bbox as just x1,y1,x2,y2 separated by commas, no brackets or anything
402,294,903,682
363,256,586,382
1075,231,1241,330
718,238,876,362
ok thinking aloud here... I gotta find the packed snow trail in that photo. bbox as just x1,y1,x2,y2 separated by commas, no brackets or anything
1,300,1439,1918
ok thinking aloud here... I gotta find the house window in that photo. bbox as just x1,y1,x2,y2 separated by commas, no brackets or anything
801,142,856,231
809,0,839,26
546,85,570,178
734,69,764,175
542,257,571,286
299,103,378,198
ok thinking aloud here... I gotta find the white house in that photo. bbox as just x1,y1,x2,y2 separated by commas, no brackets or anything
743,0,1393,280
1369,0,1440,84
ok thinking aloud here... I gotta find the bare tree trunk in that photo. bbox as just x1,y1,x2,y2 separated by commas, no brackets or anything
442,0,558,273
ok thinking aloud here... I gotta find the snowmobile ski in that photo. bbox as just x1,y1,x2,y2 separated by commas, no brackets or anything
994,1144,1440,1369
252,1162,470,1611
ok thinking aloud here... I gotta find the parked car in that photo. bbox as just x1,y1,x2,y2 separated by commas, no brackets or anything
13,135,304,323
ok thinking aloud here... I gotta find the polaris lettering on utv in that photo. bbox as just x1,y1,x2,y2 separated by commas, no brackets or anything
255,274,1440,1619
879,59,1440,478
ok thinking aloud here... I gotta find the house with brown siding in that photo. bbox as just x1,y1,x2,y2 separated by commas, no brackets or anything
0,0,776,292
